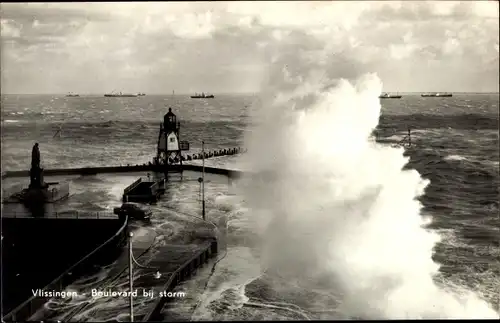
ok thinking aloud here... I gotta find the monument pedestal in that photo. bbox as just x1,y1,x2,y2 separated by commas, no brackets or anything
29,167,47,189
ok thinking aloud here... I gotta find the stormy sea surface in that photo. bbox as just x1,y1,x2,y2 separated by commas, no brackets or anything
1,91,499,320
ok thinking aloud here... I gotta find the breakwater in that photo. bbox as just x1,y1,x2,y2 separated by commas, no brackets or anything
2,147,246,180
168,147,245,164
2,164,246,179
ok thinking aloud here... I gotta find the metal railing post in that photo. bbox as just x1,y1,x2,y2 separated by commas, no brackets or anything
202,141,206,221
129,232,134,322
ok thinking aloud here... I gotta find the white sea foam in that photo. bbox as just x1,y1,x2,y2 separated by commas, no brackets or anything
444,154,467,161
240,54,499,319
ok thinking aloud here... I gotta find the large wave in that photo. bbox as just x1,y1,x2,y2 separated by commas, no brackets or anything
240,51,499,319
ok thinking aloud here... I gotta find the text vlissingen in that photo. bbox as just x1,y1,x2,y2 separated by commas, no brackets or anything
32,289,78,298
31,288,185,299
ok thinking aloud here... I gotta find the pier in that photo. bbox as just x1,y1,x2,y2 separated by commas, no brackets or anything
1,108,230,322
140,242,218,321
2,212,128,321
123,241,219,322
1,128,414,181
2,144,131,320
1,106,419,322
123,177,165,203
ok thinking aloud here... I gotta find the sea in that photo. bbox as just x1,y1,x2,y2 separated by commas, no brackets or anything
1,91,499,320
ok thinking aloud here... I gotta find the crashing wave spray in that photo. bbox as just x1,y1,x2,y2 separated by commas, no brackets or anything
241,61,499,318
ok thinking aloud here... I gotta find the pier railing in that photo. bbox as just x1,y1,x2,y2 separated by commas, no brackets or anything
2,215,129,322
124,178,142,194
150,181,159,192
3,209,116,219
2,164,247,180
182,147,246,163
142,240,218,321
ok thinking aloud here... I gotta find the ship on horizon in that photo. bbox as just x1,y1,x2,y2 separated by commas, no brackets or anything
421,92,453,97
137,92,146,96
104,91,138,97
379,92,402,99
190,92,214,99
66,92,79,97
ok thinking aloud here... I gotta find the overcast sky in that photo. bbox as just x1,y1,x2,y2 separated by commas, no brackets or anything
1,1,498,94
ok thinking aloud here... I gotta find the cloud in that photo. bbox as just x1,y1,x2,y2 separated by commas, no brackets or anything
1,1,498,94
1,19,21,39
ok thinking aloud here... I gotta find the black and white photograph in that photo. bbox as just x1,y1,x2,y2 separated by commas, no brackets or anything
1,1,499,321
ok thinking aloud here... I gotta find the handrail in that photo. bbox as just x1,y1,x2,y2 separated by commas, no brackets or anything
124,178,142,194
2,215,129,322
3,210,116,219
142,240,216,321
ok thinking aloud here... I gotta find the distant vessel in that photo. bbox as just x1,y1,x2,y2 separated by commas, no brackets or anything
66,92,79,97
137,93,146,96
421,92,452,97
104,91,138,97
379,92,402,99
191,92,214,99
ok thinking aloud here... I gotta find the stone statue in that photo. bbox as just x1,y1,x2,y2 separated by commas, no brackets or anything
29,143,43,188
31,143,40,169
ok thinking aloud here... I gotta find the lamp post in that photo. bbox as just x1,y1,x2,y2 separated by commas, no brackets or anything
127,230,165,323
202,141,206,221
129,232,134,322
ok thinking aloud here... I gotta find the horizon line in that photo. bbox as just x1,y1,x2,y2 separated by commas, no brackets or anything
1,91,499,95
0,92,258,96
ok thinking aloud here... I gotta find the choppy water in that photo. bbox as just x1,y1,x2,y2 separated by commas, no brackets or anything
1,93,499,320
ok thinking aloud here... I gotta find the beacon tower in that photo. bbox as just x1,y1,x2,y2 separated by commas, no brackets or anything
155,108,189,177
